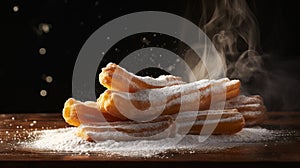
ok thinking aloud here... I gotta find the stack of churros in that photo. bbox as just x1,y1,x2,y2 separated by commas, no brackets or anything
63,63,267,141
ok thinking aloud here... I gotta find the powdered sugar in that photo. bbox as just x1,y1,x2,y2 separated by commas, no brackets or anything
241,111,264,116
225,95,263,106
226,103,262,109
19,127,275,158
137,75,185,86
112,63,185,87
110,78,232,121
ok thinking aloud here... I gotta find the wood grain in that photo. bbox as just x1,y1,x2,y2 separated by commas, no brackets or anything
0,112,299,163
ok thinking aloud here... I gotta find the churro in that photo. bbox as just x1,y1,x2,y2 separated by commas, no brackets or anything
98,78,240,121
99,63,185,92
63,98,123,127
174,109,245,135
225,95,267,126
76,115,176,141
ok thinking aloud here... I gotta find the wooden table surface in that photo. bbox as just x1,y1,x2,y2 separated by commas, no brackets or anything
0,112,299,167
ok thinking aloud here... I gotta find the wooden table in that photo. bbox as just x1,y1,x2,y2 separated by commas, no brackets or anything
0,112,299,167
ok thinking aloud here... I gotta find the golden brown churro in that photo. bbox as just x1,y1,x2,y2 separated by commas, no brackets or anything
76,110,244,141
76,115,176,141
174,109,245,135
63,98,123,127
225,95,267,126
98,78,240,121
99,63,185,92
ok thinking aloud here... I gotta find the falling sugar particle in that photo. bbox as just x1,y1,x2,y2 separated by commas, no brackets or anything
39,23,51,33
106,37,110,40
153,33,157,37
13,6,19,12
45,76,53,83
30,123,34,127
39,48,46,55
11,117,15,120
40,90,47,97
101,52,105,55
142,37,150,45
176,58,180,62
33,121,37,124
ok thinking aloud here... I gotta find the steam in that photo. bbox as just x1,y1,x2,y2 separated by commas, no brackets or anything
184,0,300,111
186,0,264,82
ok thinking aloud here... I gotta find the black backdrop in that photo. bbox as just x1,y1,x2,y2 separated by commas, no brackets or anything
1,0,300,113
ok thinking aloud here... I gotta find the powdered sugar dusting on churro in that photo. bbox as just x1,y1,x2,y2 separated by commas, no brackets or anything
109,63,185,87
226,103,262,109
129,79,211,102
100,78,240,121
241,111,264,116
19,127,275,157
77,115,176,141
114,78,228,103
175,111,244,125
137,75,185,86
226,95,263,105
225,80,240,87
83,124,176,142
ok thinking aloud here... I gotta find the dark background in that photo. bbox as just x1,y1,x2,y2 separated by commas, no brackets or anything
0,0,299,113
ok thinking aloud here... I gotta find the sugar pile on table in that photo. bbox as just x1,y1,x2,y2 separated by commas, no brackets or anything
19,127,275,157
